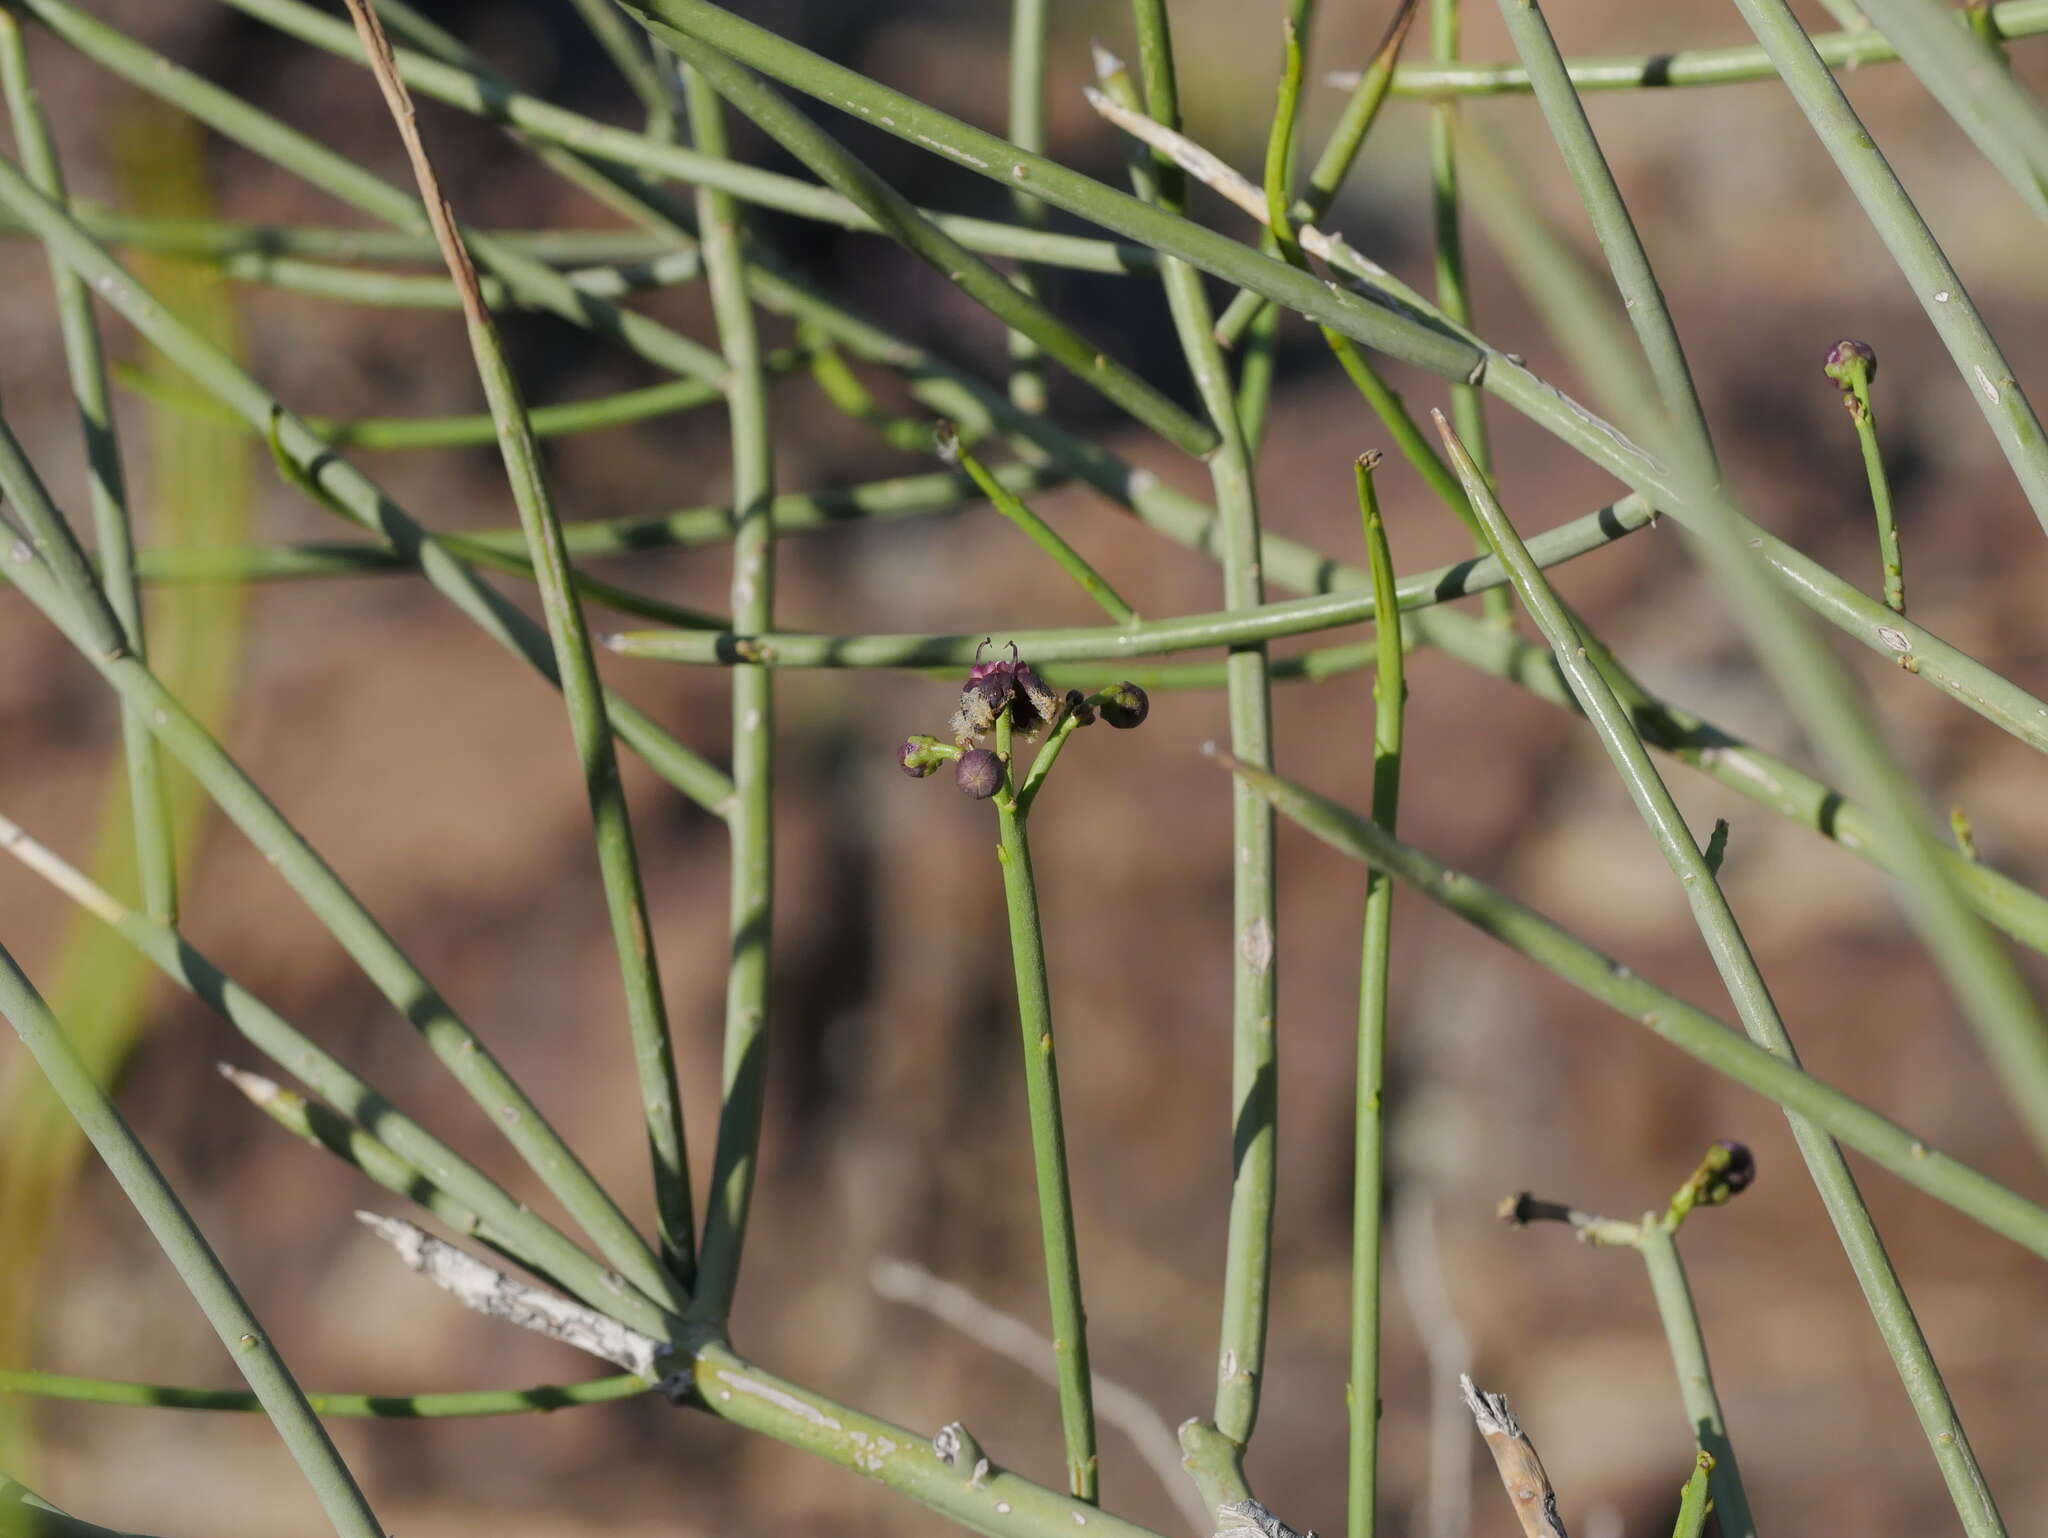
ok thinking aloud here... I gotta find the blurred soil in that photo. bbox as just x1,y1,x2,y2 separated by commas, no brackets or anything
3,2,2048,1536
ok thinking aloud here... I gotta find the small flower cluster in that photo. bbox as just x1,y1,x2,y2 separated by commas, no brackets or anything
1823,338,1877,421
898,641,1150,800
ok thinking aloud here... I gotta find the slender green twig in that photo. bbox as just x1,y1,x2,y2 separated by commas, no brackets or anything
1006,0,1052,414
1439,414,2003,1537
0,471,688,1320
0,206,677,264
0,13,173,922
1212,750,2048,1259
1349,455,1402,1538
218,0,1159,276
1636,1225,1755,1538
1441,5,2048,1170
124,354,803,452
624,15,1218,456
1246,27,1486,555
0,943,383,1538
342,0,695,1286
1846,0,2048,226
1671,1452,1715,1538
1503,1165,1757,1538
133,463,1068,579
0,151,734,814
1824,342,1904,614
1097,12,1277,1457
1427,0,1509,627
1728,0,2048,533
561,0,678,137
936,423,1136,624
206,245,704,309
1494,0,1712,459
1213,0,1421,350
1,1365,647,1418
684,60,775,1320
18,0,731,389
1455,121,1658,431
620,0,1481,384
689,1344,1152,1538
1370,0,2048,92
0,809,677,1341
220,1063,574,1288
993,711,1098,1502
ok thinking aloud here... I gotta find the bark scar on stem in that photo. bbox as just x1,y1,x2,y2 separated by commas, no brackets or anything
1461,1374,1569,1538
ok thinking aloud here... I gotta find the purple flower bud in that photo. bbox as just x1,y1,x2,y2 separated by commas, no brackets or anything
1823,339,1877,386
1709,1139,1755,1198
1098,681,1150,729
955,747,1002,799
1065,688,1096,727
898,738,938,778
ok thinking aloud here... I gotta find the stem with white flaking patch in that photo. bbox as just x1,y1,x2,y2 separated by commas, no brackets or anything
356,1212,671,1377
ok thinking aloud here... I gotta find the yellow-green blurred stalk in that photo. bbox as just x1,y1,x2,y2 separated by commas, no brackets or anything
0,101,251,1467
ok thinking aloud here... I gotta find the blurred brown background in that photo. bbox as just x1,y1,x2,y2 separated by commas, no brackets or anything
2,2,2047,1535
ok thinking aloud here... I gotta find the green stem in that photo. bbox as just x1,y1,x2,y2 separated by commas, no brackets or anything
342,0,694,1288
1836,358,1905,613
993,713,1098,1503
626,14,1217,456
1376,0,2048,92
1846,0,2048,226
1213,0,1420,350
218,0,1158,276
0,13,174,923
0,148,734,814
1494,0,1712,459
1092,38,1280,1450
1637,1226,1756,1538
606,497,1650,667
1671,1452,1715,1538
1728,0,2048,533
1428,0,1509,627
1006,0,1051,414
685,62,776,1320
939,424,1136,624
132,463,1068,579
691,1344,1147,1538
1216,751,2048,1259
561,0,677,137
125,354,803,451
205,245,703,309
0,943,382,1538
1348,457,1402,1538
0,1368,648,1418
0,808,677,1341
0,511,688,1322
1437,417,2006,1538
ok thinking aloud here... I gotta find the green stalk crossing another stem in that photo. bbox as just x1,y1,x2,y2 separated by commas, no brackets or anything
0,945,383,1538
